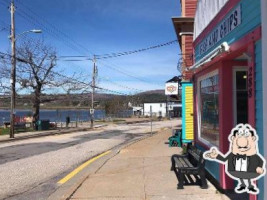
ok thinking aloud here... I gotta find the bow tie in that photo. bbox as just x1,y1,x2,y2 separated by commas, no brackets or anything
235,154,247,160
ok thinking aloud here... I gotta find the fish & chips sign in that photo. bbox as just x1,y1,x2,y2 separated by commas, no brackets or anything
199,5,241,56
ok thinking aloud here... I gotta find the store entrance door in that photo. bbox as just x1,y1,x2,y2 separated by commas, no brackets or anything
234,69,248,125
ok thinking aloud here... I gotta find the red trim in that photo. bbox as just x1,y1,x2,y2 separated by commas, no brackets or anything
193,0,241,46
247,43,257,200
192,26,261,76
219,61,237,189
247,43,256,127
193,76,198,146
228,27,261,59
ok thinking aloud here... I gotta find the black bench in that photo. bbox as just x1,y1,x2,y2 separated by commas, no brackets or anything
3,122,26,129
14,122,26,129
171,143,208,189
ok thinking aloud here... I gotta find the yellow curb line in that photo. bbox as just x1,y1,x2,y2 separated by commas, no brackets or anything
58,150,111,184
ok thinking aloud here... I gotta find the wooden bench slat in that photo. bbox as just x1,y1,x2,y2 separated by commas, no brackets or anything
178,157,189,168
174,157,184,168
183,158,194,168
191,152,200,161
171,143,208,189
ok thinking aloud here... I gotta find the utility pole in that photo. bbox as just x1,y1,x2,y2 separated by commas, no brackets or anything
10,0,16,138
166,95,169,119
90,55,97,128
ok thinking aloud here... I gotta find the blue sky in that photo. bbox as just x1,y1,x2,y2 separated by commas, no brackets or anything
0,0,181,95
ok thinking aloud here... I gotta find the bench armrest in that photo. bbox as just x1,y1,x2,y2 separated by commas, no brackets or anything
172,154,188,159
175,154,188,158
178,166,199,171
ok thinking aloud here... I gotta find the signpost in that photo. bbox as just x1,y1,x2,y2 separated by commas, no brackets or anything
150,105,152,136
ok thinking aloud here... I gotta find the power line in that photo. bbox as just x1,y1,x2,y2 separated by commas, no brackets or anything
97,61,163,87
95,86,129,96
14,1,179,61
0,51,91,87
0,51,132,96
12,0,178,87
1,50,163,89
95,40,178,59
98,76,144,93
14,0,94,57
0,1,166,92
58,40,179,60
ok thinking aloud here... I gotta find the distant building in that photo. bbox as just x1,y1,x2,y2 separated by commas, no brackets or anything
132,106,143,116
143,102,181,117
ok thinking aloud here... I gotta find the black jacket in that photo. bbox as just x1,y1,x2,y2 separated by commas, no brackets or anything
216,152,264,172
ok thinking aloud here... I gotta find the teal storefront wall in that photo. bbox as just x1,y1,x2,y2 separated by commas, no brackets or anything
255,40,264,200
196,144,220,180
195,0,261,62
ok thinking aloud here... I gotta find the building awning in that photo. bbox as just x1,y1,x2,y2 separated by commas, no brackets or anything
172,17,194,48
187,42,230,71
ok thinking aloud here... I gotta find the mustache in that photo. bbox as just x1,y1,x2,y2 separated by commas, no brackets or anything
238,146,248,149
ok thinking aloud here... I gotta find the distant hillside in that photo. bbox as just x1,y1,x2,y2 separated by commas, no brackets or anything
0,89,180,110
133,89,180,104
133,90,166,104
137,89,165,95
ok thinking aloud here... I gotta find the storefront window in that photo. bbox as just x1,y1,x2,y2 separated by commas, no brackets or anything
199,73,219,146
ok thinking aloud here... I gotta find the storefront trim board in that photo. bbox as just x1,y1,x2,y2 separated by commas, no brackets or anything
261,0,267,199
255,39,264,200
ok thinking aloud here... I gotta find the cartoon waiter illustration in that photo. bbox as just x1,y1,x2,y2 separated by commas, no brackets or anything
204,124,266,194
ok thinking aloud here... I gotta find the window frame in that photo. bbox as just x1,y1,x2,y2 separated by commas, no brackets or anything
197,69,219,147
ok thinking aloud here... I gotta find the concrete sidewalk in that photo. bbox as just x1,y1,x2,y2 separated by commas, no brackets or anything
68,129,230,200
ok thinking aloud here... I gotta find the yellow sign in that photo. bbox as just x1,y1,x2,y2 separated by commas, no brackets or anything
185,85,194,140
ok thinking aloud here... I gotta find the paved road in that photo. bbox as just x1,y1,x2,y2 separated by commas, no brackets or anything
0,120,179,200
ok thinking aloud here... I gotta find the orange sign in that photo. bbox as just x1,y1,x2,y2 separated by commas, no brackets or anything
167,85,177,93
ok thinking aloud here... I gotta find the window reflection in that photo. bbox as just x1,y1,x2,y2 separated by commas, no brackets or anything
200,74,219,146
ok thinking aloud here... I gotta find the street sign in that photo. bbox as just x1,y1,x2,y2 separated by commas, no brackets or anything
90,109,95,114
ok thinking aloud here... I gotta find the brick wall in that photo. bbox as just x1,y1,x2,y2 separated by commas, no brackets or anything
180,0,198,80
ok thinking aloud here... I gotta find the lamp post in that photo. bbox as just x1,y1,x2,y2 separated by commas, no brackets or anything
9,0,42,138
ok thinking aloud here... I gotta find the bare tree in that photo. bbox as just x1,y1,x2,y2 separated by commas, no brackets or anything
60,72,91,107
0,55,11,96
16,39,58,123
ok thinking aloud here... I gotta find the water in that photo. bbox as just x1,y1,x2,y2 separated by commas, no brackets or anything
0,109,104,125
0,109,133,125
